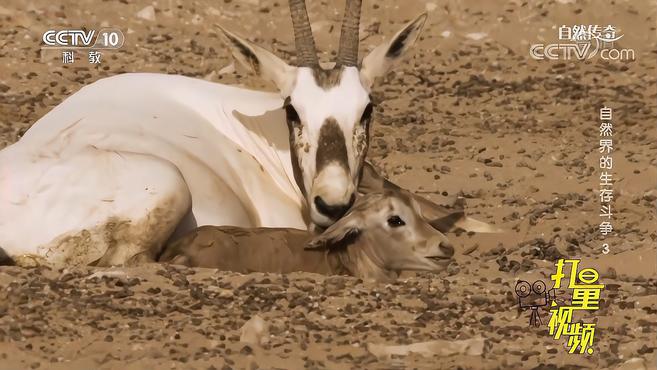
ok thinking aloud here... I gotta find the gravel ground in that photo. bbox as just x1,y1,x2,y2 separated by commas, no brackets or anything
0,0,656,369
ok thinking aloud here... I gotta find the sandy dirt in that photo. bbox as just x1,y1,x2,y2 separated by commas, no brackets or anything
0,0,656,369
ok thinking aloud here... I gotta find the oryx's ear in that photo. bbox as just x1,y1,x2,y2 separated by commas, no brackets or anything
359,13,427,89
305,216,361,251
218,26,297,96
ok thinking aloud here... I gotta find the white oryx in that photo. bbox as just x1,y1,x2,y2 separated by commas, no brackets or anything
0,0,493,267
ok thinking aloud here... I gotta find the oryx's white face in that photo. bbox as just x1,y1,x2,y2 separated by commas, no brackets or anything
285,67,372,226
220,0,427,227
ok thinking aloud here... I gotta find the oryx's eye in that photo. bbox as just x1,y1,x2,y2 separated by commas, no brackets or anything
387,215,405,228
285,104,300,126
360,103,373,126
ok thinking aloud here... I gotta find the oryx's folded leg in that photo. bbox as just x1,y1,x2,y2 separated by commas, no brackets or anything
0,146,191,267
88,151,193,267
359,161,501,233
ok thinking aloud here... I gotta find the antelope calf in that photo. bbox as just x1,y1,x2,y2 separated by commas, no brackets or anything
158,189,454,282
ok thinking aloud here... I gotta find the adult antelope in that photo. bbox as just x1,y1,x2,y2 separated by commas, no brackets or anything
0,0,492,267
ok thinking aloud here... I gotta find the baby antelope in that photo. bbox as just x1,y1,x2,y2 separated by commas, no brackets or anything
158,189,454,282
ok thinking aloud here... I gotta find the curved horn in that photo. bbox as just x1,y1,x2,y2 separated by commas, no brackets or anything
289,0,319,67
336,0,362,67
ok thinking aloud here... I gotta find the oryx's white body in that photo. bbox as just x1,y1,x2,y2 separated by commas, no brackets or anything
1,73,307,265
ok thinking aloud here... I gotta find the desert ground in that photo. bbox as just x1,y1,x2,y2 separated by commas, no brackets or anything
0,0,656,369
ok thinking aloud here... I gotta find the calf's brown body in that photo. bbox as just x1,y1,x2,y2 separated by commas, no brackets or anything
159,226,340,275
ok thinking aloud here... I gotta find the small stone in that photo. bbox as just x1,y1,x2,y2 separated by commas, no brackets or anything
136,5,156,21
616,357,647,370
240,315,269,347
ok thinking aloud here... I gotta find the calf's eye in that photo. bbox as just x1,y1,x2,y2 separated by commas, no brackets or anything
387,215,405,227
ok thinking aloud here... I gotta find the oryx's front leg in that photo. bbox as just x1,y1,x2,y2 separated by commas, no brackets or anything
359,161,499,233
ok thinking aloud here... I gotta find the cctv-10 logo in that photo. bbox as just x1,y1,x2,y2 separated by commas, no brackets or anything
42,28,125,49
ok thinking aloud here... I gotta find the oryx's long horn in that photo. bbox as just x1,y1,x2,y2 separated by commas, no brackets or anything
289,0,319,67
336,0,362,67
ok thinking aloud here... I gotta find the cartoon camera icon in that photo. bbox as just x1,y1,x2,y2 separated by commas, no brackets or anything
515,280,557,327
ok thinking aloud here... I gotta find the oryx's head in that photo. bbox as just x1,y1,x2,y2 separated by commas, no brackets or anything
220,0,427,227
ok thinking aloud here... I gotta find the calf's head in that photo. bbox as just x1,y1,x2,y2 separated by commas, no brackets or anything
220,0,427,227
305,189,454,278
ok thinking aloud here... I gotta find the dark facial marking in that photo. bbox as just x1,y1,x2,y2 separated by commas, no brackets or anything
353,100,373,181
316,118,349,172
283,97,306,197
354,143,368,181
289,139,306,197
283,97,307,197
284,104,301,128
360,102,374,126
312,67,344,89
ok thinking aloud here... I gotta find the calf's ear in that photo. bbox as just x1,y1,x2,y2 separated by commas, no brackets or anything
305,217,361,251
